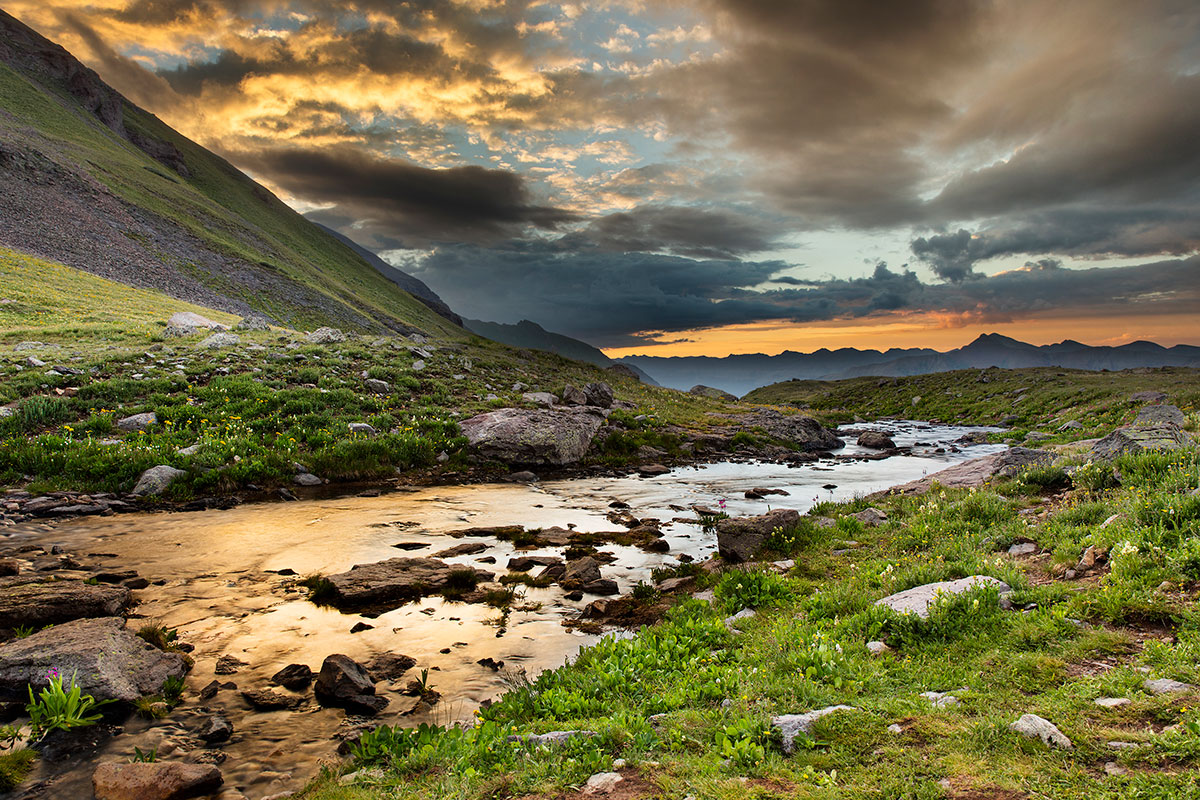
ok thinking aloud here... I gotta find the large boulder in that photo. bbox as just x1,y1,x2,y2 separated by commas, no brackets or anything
857,431,896,449
886,447,1052,495
459,408,605,465
93,761,222,800
716,509,800,562
164,312,228,338
735,409,842,451
324,557,494,610
1091,425,1193,461
0,578,130,627
306,327,346,344
560,557,602,589
0,617,188,703
198,332,239,349
315,654,387,714
131,465,186,496
116,412,156,432
875,576,1011,619
583,382,614,408
560,384,588,406
1134,404,1186,427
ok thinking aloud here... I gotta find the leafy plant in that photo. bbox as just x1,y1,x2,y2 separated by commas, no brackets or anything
25,670,111,741
715,717,770,768
130,746,158,763
715,569,793,613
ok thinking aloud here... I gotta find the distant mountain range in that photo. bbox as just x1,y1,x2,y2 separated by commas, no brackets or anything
463,319,659,384
621,334,1200,396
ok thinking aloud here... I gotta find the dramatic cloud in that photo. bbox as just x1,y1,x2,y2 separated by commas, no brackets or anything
7,0,1199,350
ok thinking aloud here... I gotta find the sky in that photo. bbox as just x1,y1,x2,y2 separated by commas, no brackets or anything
9,0,1200,356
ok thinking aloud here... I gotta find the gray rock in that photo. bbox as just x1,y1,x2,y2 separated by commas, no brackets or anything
459,407,605,465
1134,404,1186,427
242,688,304,710
851,507,888,526
117,412,157,432
771,706,857,753
875,576,1012,619
638,463,670,477
1130,391,1167,403
507,730,597,747
857,431,895,449
0,617,188,703
92,761,223,800
0,579,130,627
582,382,614,409
176,444,202,456
716,508,800,562
560,384,588,406
315,654,387,715
364,378,391,394
1143,678,1195,695
920,690,959,708
132,465,186,496
561,557,603,589
348,422,377,435
13,341,50,351
736,409,842,451
364,652,416,681
724,608,757,630
306,327,346,344
866,641,892,656
1094,697,1130,708
1058,420,1084,431
1009,713,1072,749
324,557,494,609
888,448,1052,494
1008,542,1037,556
521,391,557,408
294,473,322,486
411,359,426,372
167,311,226,330
235,315,271,331
199,714,233,743
1091,425,1194,461
504,470,539,483
583,772,623,795
199,332,240,349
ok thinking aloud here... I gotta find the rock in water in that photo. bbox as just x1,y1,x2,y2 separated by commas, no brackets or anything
0,579,130,627
875,576,1011,619
735,409,841,451
716,508,800,562
560,557,603,589
459,408,605,465
93,761,222,800
132,465,186,496
270,663,314,690
857,431,896,449
315,654,387,714
1009,714,1072,749
324,557,494,610
0,617,188,703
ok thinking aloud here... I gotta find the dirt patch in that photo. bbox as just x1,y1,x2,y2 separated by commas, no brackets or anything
943,776,1029,799
515,769,664,800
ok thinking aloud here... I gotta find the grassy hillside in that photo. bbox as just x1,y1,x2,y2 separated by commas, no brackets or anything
0,46,457,336
745,367,1200,445
0,248,733,498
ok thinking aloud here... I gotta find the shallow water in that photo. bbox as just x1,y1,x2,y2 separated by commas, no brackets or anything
9,420,1001,799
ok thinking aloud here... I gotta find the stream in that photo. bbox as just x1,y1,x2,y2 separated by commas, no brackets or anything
7,421,1003,799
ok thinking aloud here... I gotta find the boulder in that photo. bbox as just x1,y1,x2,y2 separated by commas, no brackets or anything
560,384,588,406
198,715,233,743
850,507,888,526
116,412,157,432
234,315,271,331
324,557,494,609
93,761,222,800
886,448,1053,495
0,617,187,703
689,385,737,402
1143,678,1195,695
198,332,239,349
1130,390,1167,403
583,772,624,796
306,327,346,344
269,663,313,690
1134,404,1186,427
0,579,130,627
348,422,377,435
716,508,800,562
875,575,1011,619
735,409,842,451
1009,714,1072,749
294,472,323,486
364,378,391,394
364,652,417,681
638,463,670,477
167,311,226,330
1091,426,1193,461
132,465,186,496
582,382,614,408
561,557,603,589
315,654,387,715
857,431,896,450
771,706,857,753
459,408,605,465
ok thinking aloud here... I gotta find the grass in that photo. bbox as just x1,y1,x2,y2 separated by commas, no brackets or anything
296,443,1200,800
0,248,741,499
744,366,1200,446
0,750,35,792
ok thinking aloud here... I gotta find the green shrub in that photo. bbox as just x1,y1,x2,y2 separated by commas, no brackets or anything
26,670,111,741
715,569,793,613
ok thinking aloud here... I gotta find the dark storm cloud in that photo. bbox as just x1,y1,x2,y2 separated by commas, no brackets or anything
566,206,783,260
240,146,574,241
411,240,1199,346
58,13,180,110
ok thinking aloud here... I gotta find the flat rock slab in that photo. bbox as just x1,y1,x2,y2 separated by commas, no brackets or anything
875,575,1011,619
0,578,130,627
93,760,222,800
1091,425,1194,461
325,557,494,610
0,617,188,703
459,407,606,465
772,705,857,753
885,447,1052,495
1144,678,1195,695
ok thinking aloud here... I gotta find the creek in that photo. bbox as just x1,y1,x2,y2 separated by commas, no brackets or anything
9,421,1002,799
